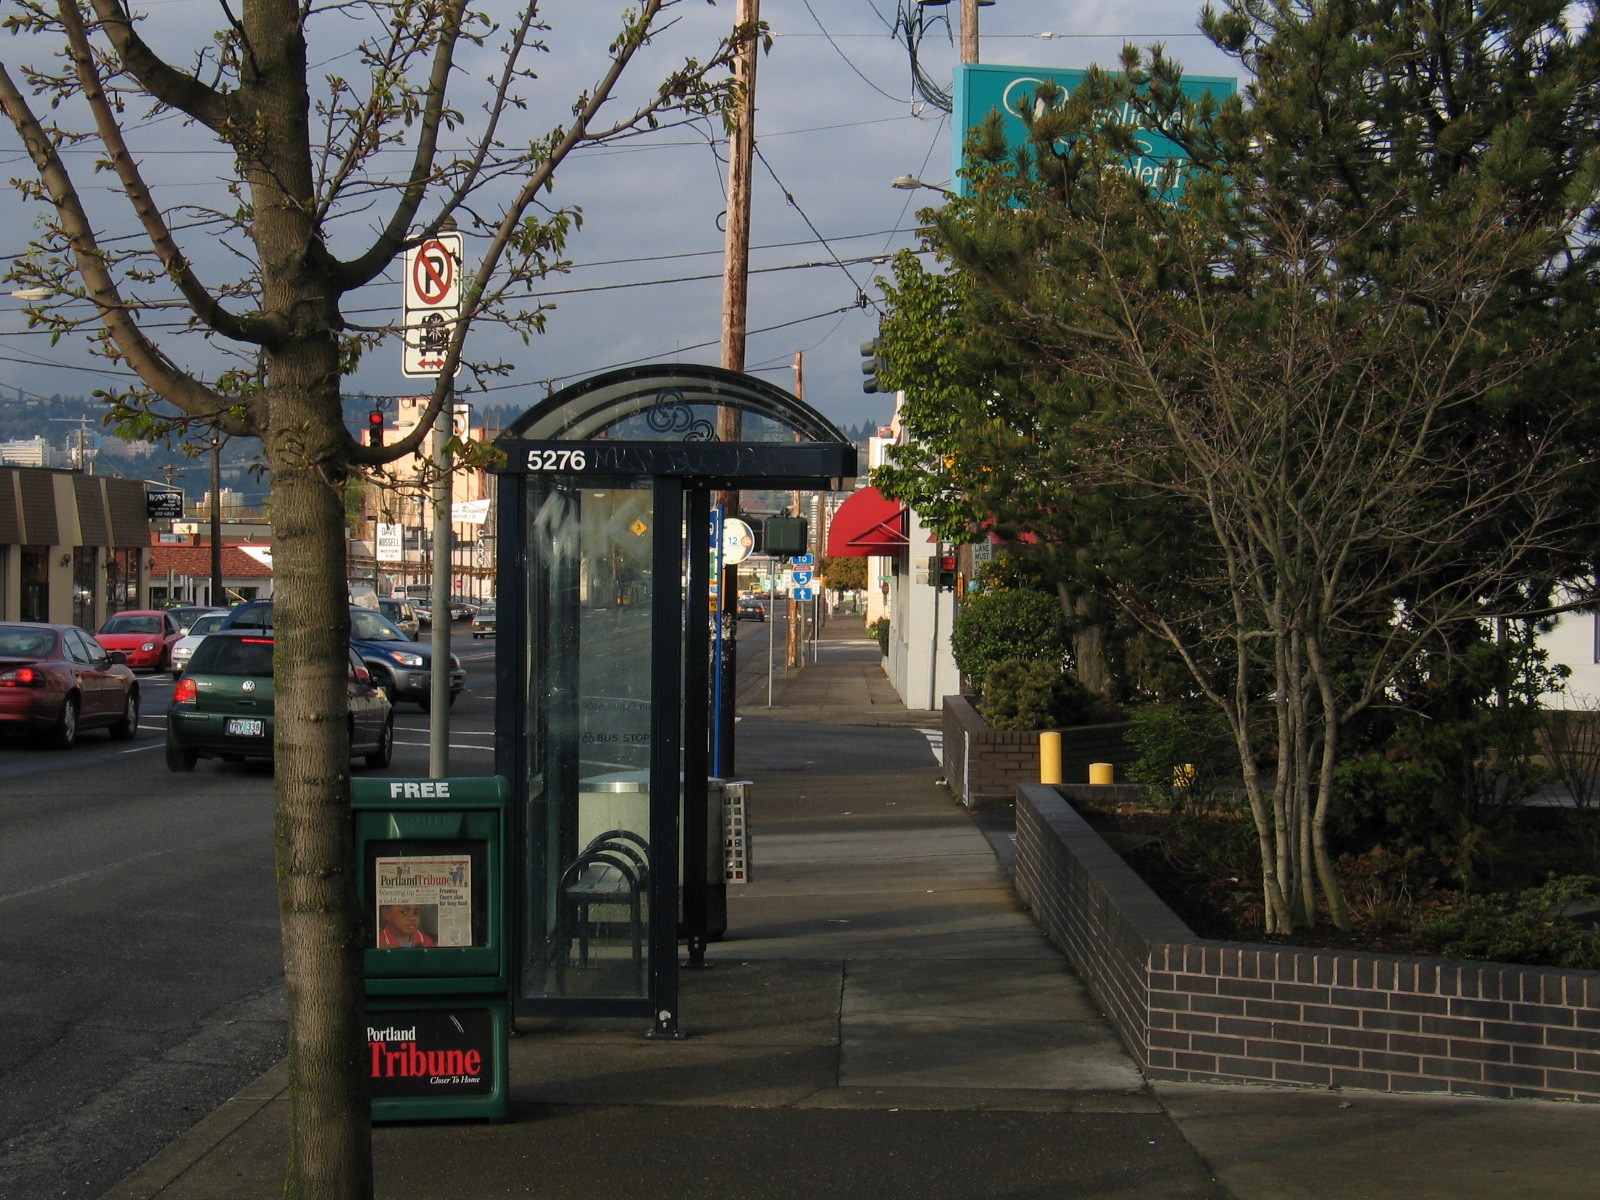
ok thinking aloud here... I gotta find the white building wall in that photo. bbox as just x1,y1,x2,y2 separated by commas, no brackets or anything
1538,603,1600,708
883,506,959,713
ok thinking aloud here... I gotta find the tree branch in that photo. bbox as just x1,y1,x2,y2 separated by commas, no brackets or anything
86,0,232,133
0,63,240,430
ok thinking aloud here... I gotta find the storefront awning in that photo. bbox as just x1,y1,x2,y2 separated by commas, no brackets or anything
825,486,908,557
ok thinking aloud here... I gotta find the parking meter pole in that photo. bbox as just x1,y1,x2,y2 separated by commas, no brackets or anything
429,396,452,777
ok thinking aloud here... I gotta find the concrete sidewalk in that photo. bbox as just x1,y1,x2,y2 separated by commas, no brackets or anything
103,623,1600,1199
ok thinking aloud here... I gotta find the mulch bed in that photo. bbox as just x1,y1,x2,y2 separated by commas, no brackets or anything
1064,793,1597,955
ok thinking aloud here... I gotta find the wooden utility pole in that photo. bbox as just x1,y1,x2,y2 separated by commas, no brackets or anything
714,0,759,774
960,0,980,64
719,0,759,385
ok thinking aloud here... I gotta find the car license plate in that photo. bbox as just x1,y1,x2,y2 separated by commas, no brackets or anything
226,718,265,737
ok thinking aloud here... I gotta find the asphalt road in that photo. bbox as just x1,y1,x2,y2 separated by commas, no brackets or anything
0,612,791,1199
0,621,497,1200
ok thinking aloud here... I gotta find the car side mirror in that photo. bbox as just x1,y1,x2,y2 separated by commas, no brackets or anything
106,650,128,665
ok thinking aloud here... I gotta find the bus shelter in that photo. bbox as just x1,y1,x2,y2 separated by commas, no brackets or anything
491,365,855,1035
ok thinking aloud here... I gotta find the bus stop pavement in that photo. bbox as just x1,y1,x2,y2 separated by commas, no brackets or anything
99,626,1600,1200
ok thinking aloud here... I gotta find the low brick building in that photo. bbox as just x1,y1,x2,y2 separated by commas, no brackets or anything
0,465,152,627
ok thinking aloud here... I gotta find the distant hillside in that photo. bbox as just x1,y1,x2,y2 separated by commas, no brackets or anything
0,396,885,505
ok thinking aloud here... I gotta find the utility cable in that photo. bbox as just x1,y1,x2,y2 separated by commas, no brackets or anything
800,0,907,103
753,145,882,314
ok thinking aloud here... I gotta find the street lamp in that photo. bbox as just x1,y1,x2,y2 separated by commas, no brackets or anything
891,175,955,196
8,287,52,301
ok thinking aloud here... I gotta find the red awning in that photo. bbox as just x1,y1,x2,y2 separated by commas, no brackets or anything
825,486,909,557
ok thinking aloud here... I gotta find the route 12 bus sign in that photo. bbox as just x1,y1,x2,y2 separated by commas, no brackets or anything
403,233,463,378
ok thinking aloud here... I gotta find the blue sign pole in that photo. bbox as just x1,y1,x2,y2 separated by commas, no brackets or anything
711,506,726,777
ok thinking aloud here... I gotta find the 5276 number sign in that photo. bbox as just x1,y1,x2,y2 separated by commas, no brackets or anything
525,449,588,471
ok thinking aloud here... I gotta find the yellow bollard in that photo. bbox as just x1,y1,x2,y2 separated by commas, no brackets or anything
1039,732,1063,785
1088,762,1114,786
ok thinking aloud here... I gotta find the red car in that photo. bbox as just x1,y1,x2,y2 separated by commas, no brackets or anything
95,609,184,673
0,622,141,749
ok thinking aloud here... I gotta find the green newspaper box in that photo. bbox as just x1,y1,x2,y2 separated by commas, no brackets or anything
352,776,509,1121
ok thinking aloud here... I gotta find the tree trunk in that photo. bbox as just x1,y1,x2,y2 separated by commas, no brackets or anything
268,345,374,1200
1057,582,1113,696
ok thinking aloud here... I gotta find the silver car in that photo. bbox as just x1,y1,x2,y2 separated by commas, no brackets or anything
169,611,229,674
470,606,496,639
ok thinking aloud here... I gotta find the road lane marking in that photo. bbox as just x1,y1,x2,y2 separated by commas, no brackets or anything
0,834,240,905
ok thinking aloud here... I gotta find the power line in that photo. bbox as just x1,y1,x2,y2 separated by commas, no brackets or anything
800,0,906,104
752,146,881,314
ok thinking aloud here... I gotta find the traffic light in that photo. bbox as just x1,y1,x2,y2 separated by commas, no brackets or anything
764,516,809,557
928,553,956,591
860,338,883,394
368,409,384,447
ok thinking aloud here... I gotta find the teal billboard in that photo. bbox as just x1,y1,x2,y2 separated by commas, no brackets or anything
951,62,1236,198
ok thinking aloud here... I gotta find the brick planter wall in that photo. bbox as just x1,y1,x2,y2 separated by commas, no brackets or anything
1013,782,1600,1102
941,696,1134,809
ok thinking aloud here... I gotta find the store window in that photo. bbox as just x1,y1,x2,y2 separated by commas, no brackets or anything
74,547,96,630
20,547,47,623
104,548,140,616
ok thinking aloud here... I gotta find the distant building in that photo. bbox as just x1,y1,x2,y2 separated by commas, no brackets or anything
147,538,275,607
0,438,54,468
0,465,153,626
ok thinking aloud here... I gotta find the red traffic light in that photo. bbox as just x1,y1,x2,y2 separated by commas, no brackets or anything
367,409,384,446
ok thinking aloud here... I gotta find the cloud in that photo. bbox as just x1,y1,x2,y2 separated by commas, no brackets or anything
0,1,1241,431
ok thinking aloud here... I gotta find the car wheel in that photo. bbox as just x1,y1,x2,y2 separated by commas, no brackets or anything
364,715,395,769
49,694,80,750
165,734,197,772
109,690,140,741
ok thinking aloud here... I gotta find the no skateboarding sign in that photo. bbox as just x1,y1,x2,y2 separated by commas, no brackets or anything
403,233,463,378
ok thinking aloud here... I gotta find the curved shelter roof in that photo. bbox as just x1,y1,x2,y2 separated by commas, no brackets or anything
499,364,849,444
495,364,855,487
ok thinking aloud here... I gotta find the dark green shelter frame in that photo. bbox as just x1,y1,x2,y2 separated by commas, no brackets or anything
492,365,855,1035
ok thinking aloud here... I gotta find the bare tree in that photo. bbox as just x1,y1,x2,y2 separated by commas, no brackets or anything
1060,200,1579,932
1,3,749,1195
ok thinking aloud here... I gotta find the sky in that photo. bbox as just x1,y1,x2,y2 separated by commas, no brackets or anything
0,1,1244,438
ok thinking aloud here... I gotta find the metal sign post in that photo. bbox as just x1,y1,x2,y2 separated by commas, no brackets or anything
402,231,465,776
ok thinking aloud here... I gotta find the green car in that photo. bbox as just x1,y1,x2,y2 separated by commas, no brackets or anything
165,630,394,772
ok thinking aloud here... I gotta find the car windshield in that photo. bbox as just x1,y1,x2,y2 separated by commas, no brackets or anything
101,614,161,634
0,627,58,658
190,636,275,676
188,614,227,636
350,610,408,642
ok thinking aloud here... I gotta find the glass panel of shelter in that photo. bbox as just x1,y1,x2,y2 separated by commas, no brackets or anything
521,478,657,1001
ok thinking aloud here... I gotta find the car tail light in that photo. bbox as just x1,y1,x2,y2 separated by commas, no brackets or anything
0,666,42,687
173,676,198,704
355,666,372,685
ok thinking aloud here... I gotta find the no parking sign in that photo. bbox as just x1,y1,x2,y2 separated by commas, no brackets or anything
403,233,463,378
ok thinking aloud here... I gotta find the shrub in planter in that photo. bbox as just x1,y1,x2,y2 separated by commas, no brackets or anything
1125,702,1237,801
951,588,1069,695
868,616,889,656
1415,874,1600,969
1123,702,1259,880
980,658,1105,730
